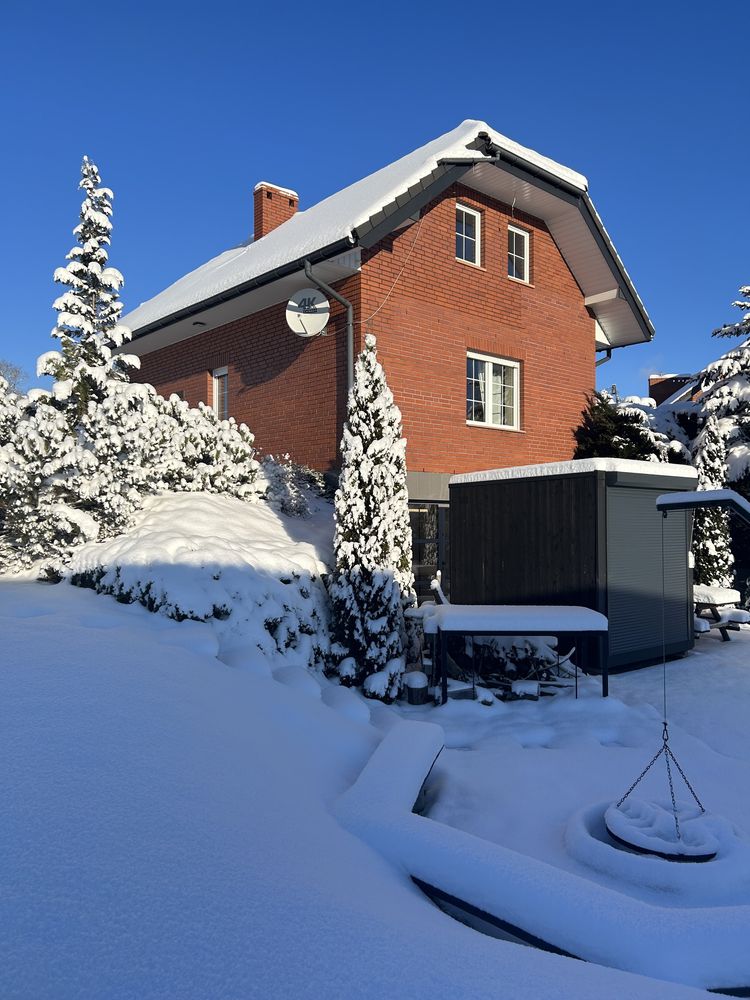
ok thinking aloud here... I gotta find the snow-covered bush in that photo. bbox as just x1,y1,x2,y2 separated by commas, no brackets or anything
327,335,415,700
68,493,330,669
259,454,327,517
691,413,734,587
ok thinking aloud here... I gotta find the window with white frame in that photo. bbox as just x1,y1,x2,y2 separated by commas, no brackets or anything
507,225,530,282
466,352,519,429
456,204,480,265
212,366,228,420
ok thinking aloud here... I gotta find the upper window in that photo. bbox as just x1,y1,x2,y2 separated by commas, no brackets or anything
466,352,519,429
456,204,481,265
508,225,530,283
212,366,228,420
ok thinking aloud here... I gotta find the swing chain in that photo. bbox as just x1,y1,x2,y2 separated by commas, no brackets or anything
615,745,664,808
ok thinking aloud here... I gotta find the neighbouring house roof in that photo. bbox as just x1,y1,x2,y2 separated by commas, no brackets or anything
122,119,653,356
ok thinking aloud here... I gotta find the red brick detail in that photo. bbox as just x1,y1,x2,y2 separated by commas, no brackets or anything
254,183,299,240
358,183,595,475
134,182,596,478
136,275,359,473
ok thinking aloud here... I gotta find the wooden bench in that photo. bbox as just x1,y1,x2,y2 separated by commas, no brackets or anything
420,604,609,704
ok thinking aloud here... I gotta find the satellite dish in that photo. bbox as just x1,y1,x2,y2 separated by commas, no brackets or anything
286,287,330,338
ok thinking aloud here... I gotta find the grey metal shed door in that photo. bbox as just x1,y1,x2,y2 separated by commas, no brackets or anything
606,487,690,655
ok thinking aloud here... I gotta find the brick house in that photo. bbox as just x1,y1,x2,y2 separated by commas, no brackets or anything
123,120,653,591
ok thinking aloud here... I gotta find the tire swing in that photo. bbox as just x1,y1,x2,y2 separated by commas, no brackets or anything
604,510,717,863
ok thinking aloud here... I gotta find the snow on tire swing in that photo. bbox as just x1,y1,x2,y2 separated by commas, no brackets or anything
604,798,720,862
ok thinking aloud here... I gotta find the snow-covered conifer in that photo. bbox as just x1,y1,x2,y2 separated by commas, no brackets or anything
697,284,750,483
37,156,139,418
691,413,734,588
573,391,661,460
327,335,415,700
0,374,19,448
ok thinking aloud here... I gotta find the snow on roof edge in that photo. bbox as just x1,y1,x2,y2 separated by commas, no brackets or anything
122,120,587,335
450,458,699,487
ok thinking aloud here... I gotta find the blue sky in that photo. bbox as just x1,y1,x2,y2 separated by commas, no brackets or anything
1,1,745,399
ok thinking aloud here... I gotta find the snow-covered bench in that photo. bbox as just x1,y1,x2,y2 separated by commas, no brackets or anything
420,604,609,702
693,584,750,642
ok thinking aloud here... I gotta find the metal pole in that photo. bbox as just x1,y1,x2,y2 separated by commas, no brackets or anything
303,259,354,391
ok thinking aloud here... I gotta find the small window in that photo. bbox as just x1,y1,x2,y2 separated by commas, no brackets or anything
508,225,530,283
466,352,519,429
212,366,228,420
456,204,481,265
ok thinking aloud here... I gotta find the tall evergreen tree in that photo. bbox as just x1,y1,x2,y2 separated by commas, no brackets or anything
698,283,750,483
692,413,735,588
37,156,138,417
327,335,415,700
573,391,660,460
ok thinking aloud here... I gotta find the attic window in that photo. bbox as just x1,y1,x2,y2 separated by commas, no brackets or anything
456,204,480,266
508,225,530,283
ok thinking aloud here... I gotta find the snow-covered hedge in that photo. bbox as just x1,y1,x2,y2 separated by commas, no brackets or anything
67,493,330,669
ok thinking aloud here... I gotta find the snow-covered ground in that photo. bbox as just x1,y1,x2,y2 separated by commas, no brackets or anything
0,572,718,999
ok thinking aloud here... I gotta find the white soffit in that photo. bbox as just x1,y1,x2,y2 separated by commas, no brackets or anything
462,162,650,349
126,250,361,357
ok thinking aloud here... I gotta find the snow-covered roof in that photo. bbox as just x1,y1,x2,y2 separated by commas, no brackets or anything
450,458,699,487
122,119,652,353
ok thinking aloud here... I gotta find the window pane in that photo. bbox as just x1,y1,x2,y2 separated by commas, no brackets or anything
464,214,475,240
464,237,476,264
456,210,465,237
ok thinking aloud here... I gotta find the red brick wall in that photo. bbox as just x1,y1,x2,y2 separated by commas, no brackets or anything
134,182,595,476
360,183,595,474
136,276,357,473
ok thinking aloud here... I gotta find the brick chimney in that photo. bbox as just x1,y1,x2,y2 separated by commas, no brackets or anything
254,182,299,240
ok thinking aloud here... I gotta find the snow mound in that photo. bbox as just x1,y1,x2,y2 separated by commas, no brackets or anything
67,492,332,668
321,684,372,724
273,664,322,698
604,799,721,858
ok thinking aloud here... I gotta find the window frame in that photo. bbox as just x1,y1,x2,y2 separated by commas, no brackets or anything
507,224,530,284
212,365,229,421
455,203,482,267
465,351,521,431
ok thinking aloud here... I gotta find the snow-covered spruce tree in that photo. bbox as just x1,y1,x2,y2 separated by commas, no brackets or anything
573,391,662,460
691,413,734,588
698,283,750,483
37,156,138,416
327,334,416,700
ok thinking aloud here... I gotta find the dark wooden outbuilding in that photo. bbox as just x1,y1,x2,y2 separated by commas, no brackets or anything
449,459,698,672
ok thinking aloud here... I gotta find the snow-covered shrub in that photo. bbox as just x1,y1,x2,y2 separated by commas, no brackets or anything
67,493,330,669
691,413,734,587
327,335,415,700
259,454,327,516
